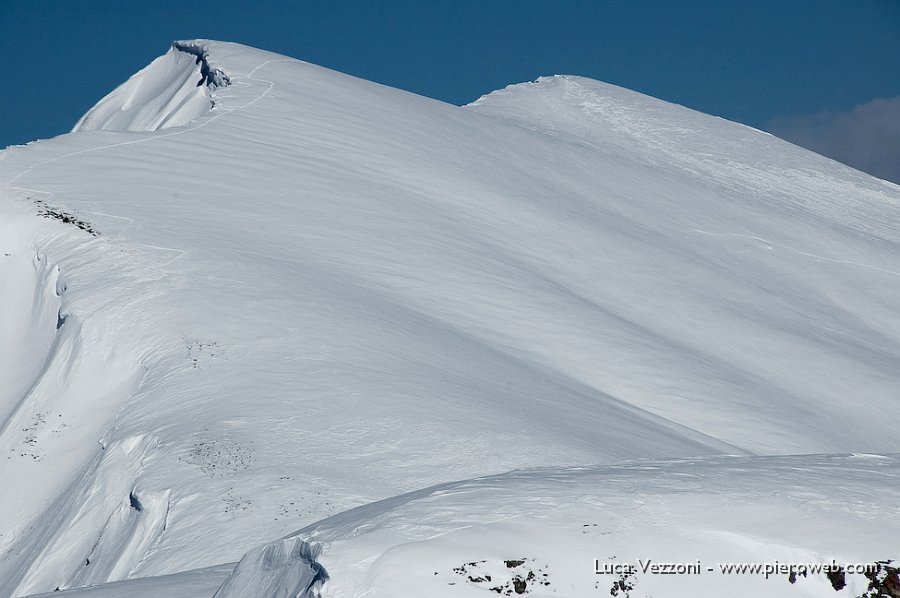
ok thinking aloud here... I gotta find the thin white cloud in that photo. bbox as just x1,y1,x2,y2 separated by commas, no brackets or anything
766,96,900,184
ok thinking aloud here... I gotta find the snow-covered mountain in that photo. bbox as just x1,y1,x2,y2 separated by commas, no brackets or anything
1,40,898,597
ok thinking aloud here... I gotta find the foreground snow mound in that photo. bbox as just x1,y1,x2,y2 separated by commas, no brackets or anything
295,454,900,598
33,454,899,598
29,454,899,598
2,39,900,596
72,41,229,133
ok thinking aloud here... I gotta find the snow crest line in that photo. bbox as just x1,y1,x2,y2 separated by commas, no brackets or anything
2,56,292,269
4,57,291,190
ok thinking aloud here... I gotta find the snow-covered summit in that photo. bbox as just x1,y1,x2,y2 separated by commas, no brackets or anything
2,40,899,597
72,41,226,133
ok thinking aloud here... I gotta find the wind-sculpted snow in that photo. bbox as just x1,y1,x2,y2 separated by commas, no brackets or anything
3,40,900,596
171,41,231,90
0,246,63,433
212,538,327,598
71,40,230,133
0,207,171,596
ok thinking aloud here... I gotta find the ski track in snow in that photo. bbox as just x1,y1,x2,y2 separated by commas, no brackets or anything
3,58,290,270
5,58,288,189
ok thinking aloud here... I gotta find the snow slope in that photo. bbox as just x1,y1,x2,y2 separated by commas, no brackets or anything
296,453,900,598
2,40,899,597
23,456,900,598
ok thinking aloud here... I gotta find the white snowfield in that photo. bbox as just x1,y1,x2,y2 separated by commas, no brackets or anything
1,40,899,597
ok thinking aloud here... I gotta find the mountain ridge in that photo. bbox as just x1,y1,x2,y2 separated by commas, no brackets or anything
2,40,899,597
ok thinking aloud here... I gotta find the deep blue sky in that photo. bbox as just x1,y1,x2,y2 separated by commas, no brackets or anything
3,1,900,170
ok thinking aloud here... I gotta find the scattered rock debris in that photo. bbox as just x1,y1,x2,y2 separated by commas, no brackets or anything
184,337,224,369
33,199,99,236
609,568,636,597
788,568,808,584
181,437,253,477
450,558,550,595
787,559,899,597
827,566,847,591
593,555,637,597
274,490,336,521
860,561,900,598
8,411,50,461
222,488,251,515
